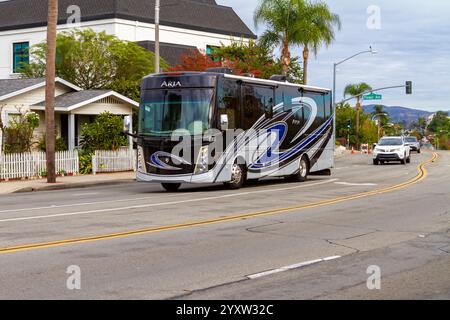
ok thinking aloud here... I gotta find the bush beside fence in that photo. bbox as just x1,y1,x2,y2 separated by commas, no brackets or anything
0,150,79,181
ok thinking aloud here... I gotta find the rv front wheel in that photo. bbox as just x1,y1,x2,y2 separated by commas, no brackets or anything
225,163,245,190
161,183,181,192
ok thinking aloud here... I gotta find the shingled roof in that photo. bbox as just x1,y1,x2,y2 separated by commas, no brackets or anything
0,78,46,98
32,90,111,109
0,0,256,39
31,90,139,110
137,41,197,66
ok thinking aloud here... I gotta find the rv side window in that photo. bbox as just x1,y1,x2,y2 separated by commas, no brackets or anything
218,79,239,129
305,91,326,124
243,84,274,122
276,86,300,113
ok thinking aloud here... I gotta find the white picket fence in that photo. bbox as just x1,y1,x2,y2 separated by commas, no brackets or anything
92,148,136,175
0,150,79,180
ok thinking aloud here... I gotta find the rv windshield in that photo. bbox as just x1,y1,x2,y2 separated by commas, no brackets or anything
139,89,213,136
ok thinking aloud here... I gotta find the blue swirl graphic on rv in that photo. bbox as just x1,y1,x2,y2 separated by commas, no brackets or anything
249,97,320,170
148,151,191,171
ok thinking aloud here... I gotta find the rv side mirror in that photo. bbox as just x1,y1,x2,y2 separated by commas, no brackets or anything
220,114,229,131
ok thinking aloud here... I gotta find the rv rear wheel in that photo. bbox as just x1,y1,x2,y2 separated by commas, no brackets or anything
286,156,309,182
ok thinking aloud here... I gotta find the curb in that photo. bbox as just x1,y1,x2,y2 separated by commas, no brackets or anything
12,179,136,194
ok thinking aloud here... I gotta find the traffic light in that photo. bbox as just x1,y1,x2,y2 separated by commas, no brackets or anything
346,119,352,129
406,81,412,94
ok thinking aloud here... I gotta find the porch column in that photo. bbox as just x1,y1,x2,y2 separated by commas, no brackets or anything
0,110,7,153
127,114,133,152
68,113,76,151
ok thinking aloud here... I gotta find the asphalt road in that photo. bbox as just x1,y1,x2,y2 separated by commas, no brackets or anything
0,151,448,300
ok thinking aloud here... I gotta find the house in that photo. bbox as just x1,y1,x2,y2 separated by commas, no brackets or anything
0,77,138,151
0,0,256,79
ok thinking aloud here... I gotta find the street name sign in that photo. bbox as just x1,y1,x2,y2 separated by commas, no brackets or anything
363,93,382,100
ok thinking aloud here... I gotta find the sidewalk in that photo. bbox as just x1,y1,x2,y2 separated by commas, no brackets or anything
0,172,136,194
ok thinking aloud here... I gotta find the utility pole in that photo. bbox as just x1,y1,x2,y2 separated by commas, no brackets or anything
333,47,377,148
45,0,58,183
154,0,160,73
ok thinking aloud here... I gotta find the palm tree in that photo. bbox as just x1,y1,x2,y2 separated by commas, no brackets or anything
373,105,389,124
45,0,58,183
295,1,341,85
254,0,299,75
372,105,389,140
344,83,373,148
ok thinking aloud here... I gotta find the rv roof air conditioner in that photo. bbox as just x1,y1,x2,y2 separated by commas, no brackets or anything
205,68,234,74
270,75,288,82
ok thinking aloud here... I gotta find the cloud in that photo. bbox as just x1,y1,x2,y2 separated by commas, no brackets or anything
218,0,450,111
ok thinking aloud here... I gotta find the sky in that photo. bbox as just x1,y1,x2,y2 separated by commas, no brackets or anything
217,0,450,112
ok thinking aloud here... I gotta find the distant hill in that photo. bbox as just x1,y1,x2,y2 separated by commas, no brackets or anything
362,105,449,127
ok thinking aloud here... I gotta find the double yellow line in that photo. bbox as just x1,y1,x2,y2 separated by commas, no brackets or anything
0,153,439,255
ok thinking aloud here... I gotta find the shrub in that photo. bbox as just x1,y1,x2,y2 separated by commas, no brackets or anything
1,111,39,153
38,135,68,152
79,151,93,175
79,112,128,153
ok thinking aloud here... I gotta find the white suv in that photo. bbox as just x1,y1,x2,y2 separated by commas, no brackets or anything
373,136,411,165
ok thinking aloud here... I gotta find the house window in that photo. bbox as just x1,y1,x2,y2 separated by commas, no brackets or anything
206,45,220,61
13,42,29,73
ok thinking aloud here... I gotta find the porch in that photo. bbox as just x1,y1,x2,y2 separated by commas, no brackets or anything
30,90,139,151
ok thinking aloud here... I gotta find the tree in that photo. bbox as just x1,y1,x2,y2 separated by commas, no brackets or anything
372,105,389,125
215,40,303,82
294,0,341,85
344,82,373,148
168,49,222,72
428,111,450,133
417,117,427,133
169,41,304,83
254,0,300,75
45,0,58,183
336,102,378,147
372,105,390,139
20,29,165,101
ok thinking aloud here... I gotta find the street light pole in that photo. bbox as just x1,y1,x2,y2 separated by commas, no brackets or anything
333,47,377,149
371,113,388,141
154,0,160,73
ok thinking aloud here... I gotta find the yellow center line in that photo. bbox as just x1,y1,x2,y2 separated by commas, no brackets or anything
0,153,439,255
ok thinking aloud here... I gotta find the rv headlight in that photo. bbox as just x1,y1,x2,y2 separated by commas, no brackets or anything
194,146,209,174
137,146,146,173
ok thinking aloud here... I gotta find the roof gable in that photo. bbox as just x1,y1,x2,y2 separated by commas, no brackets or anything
31,90,139,111
0,0,256,39
0,77,82,102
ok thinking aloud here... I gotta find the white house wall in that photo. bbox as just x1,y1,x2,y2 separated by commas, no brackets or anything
0,21,116,79
114,19,248,50
0,18,251,79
